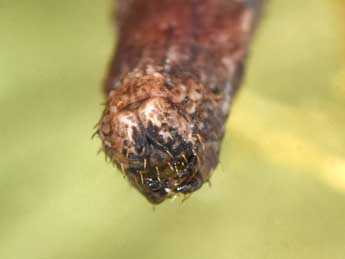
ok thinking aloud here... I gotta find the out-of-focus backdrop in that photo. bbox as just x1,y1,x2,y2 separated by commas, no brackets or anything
1,0,345,258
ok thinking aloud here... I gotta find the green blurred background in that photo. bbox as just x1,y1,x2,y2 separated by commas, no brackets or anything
1,0,345,258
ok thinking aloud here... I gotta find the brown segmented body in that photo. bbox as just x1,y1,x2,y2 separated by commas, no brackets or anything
98,0,263,204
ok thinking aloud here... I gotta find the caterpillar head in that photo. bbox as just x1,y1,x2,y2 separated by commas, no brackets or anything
99,94,204,204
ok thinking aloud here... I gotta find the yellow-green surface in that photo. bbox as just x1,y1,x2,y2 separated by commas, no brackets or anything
1,1,345,258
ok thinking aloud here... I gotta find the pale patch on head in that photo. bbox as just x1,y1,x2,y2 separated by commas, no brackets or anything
104,110,143,162
138,97,194,143
115,112,139,142
139,98,163,127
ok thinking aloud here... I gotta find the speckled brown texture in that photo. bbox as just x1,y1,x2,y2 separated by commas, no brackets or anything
98,0,263,204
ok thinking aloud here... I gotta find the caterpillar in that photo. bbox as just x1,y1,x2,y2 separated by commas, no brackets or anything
97,0,263,204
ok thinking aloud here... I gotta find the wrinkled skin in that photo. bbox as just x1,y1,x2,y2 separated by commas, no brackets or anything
98,0,262,204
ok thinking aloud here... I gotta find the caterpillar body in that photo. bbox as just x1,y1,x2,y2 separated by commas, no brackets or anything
98,0,263,204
